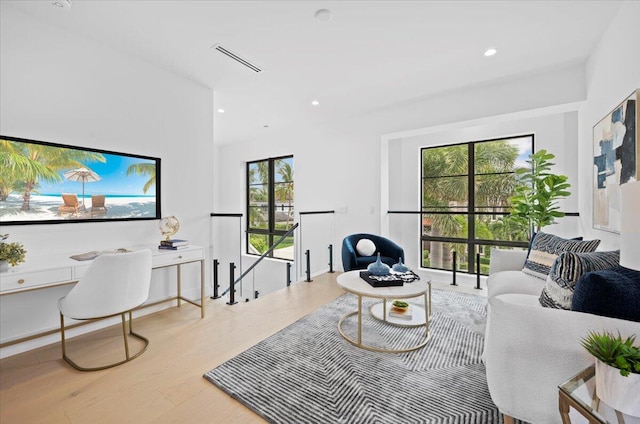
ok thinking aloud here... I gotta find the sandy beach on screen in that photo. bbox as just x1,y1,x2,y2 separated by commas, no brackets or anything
0,193,156,221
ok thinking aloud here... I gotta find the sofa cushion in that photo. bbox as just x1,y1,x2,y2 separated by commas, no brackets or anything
355,238,376,256
539,250,620,309
487,270,547,300
488,248,528,275
572,266,640,322
522,232,600,280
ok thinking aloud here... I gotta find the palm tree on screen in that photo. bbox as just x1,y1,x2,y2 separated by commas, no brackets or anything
1,139,105,210
126,163,156,194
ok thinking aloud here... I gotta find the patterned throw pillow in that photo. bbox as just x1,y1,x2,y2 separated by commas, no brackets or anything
539,250,619,309
522,232,600,280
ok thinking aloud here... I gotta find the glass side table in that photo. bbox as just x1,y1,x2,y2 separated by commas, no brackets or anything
558,365,640,424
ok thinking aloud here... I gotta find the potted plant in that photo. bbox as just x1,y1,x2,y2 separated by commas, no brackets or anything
0,234,27,271
581,331,640,416
508,149,571,239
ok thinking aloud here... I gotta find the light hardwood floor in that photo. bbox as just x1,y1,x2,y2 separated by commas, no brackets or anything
0,273,484,424
0,273,346,424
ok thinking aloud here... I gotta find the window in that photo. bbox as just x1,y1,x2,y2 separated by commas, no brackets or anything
421,135,533,274
247,156,294,260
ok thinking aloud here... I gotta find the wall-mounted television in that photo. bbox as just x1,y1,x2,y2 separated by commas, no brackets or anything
0,135,161,225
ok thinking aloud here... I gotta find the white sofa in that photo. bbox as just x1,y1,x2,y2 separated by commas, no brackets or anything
484,249,640,424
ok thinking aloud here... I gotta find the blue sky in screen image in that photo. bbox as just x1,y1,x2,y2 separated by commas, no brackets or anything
39,153,156,197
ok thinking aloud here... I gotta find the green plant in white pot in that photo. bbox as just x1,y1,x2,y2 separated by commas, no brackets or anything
581,331,640,416
0,234,26,272
508,149,571,239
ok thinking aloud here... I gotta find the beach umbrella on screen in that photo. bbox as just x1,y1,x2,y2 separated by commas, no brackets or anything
63,167,101,208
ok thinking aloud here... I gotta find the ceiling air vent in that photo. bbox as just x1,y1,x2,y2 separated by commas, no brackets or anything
212,44,262,74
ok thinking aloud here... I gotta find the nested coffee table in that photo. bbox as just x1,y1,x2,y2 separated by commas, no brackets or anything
336,270,431,353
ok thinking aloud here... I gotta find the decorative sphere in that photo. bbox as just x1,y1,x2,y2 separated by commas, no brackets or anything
159,216,180,240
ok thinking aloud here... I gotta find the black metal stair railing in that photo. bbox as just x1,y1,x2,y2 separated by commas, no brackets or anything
219,222,299,298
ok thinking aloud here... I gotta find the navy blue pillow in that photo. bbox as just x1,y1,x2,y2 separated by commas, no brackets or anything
572,266,640,322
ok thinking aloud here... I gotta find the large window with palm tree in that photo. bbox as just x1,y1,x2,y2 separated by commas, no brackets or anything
421,135,533,274
247,156,294,260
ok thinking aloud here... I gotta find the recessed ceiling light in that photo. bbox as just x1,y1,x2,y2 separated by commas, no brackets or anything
484,48,497,57
51,0,71,8
217,108,225,113
311,100,320,106
264,125,269,128
314,9,332,23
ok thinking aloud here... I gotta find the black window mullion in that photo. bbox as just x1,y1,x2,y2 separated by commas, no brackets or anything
268,159,276,257
467,143,475,274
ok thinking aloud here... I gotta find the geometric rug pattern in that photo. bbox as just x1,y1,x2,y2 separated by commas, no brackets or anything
204,289,511,424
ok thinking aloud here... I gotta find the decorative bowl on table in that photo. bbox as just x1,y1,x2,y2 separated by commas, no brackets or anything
391,300,409,312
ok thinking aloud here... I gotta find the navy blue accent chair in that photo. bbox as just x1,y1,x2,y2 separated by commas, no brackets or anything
341,233,404,272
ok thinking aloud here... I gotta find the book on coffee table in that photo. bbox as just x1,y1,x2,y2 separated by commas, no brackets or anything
389,305,413,320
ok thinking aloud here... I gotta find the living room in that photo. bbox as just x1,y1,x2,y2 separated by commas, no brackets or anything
1,1,639,423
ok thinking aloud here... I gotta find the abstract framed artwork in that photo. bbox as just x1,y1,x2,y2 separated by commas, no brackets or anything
592,89,638,233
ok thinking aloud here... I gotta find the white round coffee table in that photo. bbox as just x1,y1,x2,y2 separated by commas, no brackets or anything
336,270,431,353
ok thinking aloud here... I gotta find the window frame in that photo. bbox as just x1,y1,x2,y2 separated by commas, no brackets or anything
420,134,534,274
246,155,294,260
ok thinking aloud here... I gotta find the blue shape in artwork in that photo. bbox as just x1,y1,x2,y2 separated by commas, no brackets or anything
593,138,618,189
611,105,623,123
616,99,636,185
597,173,607,189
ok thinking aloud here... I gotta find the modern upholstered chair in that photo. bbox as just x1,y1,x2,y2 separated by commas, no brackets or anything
90,194,108,217
58,249,152,371
341,233,404,272
58,193,80,216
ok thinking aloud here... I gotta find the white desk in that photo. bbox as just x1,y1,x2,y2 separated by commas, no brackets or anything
0,245,205,348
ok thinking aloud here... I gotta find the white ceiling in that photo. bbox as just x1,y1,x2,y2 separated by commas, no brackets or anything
4,0,622,145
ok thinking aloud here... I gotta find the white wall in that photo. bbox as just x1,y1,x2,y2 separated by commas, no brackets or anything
214,2,640,283
214,62,587,280
0,6,214,356
580,0,640,250
385,111,581,277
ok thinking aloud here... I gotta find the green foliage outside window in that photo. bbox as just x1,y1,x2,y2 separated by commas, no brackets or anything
421,137,532,274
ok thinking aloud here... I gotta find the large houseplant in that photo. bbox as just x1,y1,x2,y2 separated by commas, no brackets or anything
508,149,571,239
0,234,26,271
581,331,640,416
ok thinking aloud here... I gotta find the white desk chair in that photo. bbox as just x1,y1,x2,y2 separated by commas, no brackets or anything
58,249,152,371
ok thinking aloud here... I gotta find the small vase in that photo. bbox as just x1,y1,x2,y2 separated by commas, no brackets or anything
392,257,408,273
367,253,390,276
595,359,640,416
0,260,8,273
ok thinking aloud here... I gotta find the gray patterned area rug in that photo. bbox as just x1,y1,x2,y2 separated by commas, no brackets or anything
204,289,508,424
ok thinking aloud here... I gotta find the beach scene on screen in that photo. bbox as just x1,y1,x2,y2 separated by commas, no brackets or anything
0,138,158,222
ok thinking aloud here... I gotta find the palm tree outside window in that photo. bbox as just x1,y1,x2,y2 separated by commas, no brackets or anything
247,156,294,260
421,135,533,275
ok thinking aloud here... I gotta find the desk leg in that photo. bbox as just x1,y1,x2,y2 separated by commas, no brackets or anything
200,259,205,318
177,264,182,307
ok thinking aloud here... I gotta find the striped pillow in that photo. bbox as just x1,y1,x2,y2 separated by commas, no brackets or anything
522,232,600,280
539,250,620,309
